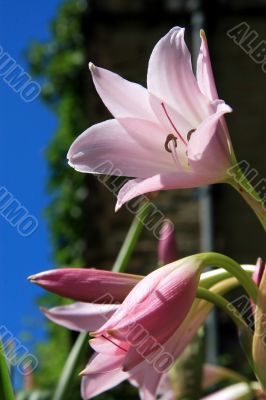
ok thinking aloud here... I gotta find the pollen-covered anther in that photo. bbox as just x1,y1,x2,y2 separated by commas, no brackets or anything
187,129,196,141
164,134,178,153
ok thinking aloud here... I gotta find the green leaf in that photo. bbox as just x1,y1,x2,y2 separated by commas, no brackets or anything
52,332,88,400
0,338,14,400
51,201,151,400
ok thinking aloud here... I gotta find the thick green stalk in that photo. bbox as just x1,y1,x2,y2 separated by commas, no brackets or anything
227,165,266,232
0,339,14,400
112,201,151,272
198,253,258,304
52,201,151,400
51,332,87,400
197,287,254,369
200,265,255,289
196,288,251,336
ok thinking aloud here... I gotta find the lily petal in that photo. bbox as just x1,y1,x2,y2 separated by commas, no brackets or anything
147,27,210,125
29,267,141,303
196,30,219,101
89,63,157,123
130,365,164,400
187,101,233,178
201,382,255,400
42,302,119,332
81,369,128,399
115,172,205,211
95,258,201,358
81,352,125,374
158,220,178,265
90,337,128,355
67,119,174,178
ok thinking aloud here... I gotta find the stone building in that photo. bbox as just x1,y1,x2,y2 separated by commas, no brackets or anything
78,0,266,375
84,0,266,272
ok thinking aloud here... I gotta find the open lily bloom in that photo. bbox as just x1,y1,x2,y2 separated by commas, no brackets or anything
158,220,179,265
67,27,236,210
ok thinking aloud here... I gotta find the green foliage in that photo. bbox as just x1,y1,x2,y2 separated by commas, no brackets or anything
27,0,91,394
28,0,90,267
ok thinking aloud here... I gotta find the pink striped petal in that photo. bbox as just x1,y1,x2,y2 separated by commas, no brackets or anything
130,364,164,400
147,27,211,125
115,172,205,211
42,302,118,332
89,63,157,123
81,352,125,374
90,337,129,355
67,119,174,178
252,257,264,287
81,370,128,399
95,259,200,356
29,267,141,303
196,30,219,101
158,220,178,265
187,101,233,179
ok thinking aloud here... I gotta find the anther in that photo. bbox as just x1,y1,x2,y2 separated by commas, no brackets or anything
165,134,177,153
187,129,196,141
161,102,187,146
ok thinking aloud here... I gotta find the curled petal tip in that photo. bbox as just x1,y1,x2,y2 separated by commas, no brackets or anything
115,202,121,212
200,29,206,39
88,62,95,71
79,369,88,376
27,274,37,282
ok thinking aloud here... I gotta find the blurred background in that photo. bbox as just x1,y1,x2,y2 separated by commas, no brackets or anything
1,0,266,398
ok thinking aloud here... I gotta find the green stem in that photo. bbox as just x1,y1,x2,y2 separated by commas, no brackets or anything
112,201,151,272
228,166,266,232
200,265,255,289
197,287,254,370
52,201,151,400
0,339,14,400
199,253,258,304
196,288,249,334
52,332,87,400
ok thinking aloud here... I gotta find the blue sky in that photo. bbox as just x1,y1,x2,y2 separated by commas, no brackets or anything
0,0,62,382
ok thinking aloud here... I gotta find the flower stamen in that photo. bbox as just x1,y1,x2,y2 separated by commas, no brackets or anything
187,129,196,141
164,134,180,168
161,102,187,146
164,134,177,153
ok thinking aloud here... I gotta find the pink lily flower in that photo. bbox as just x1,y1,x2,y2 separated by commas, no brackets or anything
67,27,235,210
28,268,142,303
30,266,254,399
81,274,251,400
158,220,178,265
91,257,202,370
252,258,266,393
252,257,264,288
250,257,264,313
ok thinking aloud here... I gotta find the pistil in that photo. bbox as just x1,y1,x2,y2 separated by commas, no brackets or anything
161,102,187,146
